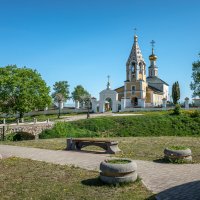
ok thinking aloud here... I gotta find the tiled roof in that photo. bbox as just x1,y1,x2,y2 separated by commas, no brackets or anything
147,76,169,86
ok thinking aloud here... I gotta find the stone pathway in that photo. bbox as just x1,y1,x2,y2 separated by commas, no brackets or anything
0,145,200,200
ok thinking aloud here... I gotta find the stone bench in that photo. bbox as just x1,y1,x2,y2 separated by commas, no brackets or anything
66,138,121,154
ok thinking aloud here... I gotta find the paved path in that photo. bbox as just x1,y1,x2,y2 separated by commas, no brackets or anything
0,145,200,200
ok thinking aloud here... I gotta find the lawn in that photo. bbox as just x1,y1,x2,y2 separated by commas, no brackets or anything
0,157,154,200
37,111,200,139
1,136,200,163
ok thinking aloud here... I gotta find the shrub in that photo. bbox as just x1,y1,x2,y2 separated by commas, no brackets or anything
39,122,99,139
190,110,200,118
6,132,35,141
173,104,181,115
39,114,200,139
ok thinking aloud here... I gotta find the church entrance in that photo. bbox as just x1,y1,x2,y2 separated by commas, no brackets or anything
131,97,138,107
104,97,112,112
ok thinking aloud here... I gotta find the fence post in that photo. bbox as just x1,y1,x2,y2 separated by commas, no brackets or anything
2,126,5,141
34,118,37,124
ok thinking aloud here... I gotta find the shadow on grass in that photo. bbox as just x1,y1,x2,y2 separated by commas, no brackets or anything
153,158,171,164
145,195,156,200
81,177,104,186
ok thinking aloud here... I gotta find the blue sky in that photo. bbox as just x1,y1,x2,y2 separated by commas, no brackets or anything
0,0,200,103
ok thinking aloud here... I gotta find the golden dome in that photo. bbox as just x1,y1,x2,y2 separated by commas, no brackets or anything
149,53,157,61
149,48,157,61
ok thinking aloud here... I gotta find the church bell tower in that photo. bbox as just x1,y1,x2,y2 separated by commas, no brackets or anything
124,33,147,108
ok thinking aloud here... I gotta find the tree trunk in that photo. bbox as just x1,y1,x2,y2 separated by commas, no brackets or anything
87,108,90,119
58,102,61,119
19,112,24,119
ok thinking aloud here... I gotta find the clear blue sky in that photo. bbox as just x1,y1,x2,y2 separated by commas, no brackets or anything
0,0,199,103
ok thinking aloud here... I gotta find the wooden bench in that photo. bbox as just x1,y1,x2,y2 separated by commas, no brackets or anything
66,138,121,154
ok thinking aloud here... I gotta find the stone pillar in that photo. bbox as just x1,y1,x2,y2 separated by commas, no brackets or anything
185,97,189,109
75,100,80,109
91,98,98,113
140,98,146,108
162,98,167,108
112,101,118,112
59,102,64,109
21,118,24,123
99,101,105,113
34,118,37,124
121,98,126,111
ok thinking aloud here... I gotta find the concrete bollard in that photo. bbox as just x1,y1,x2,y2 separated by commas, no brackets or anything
3,119,6,124
17,119,19,125
21,118,24,123
47,118,50,123
35,134,39,140
34,118,37,124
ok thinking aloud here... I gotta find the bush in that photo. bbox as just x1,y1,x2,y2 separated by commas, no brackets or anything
173,104,181,115
6,132,35,141
190,110,200,118
39,114,200,139
39,122,99,139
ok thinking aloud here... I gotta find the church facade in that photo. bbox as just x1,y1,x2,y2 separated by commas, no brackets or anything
88,34,169,113
115,34,169,109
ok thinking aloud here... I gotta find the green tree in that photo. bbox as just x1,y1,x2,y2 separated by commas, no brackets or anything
71,85,89,102
0,65,51,118
79,94,92,119
190,54,200,97
52,81,70,118
172,81,180,104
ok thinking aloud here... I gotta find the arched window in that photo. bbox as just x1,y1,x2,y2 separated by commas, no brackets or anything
139,63,142,73
131,62,136,73
130,62,136,80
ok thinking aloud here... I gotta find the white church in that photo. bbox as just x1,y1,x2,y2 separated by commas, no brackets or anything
77,34,169,113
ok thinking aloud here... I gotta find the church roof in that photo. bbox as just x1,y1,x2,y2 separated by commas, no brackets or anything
126,35,145,67
114,86,124,91
148,85,163,94
147,76,169,86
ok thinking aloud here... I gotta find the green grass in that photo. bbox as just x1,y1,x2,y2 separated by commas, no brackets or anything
0,157,154,200
1,136,200,163
38,112,200,139
106,159,131,164
167,145,188,150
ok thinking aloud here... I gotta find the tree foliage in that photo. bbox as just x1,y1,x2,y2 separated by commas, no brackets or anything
172,81,180,104
190,54,200,97
0,65,51,118
71,85,89,101
52,81,70,103
79,94,92,118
